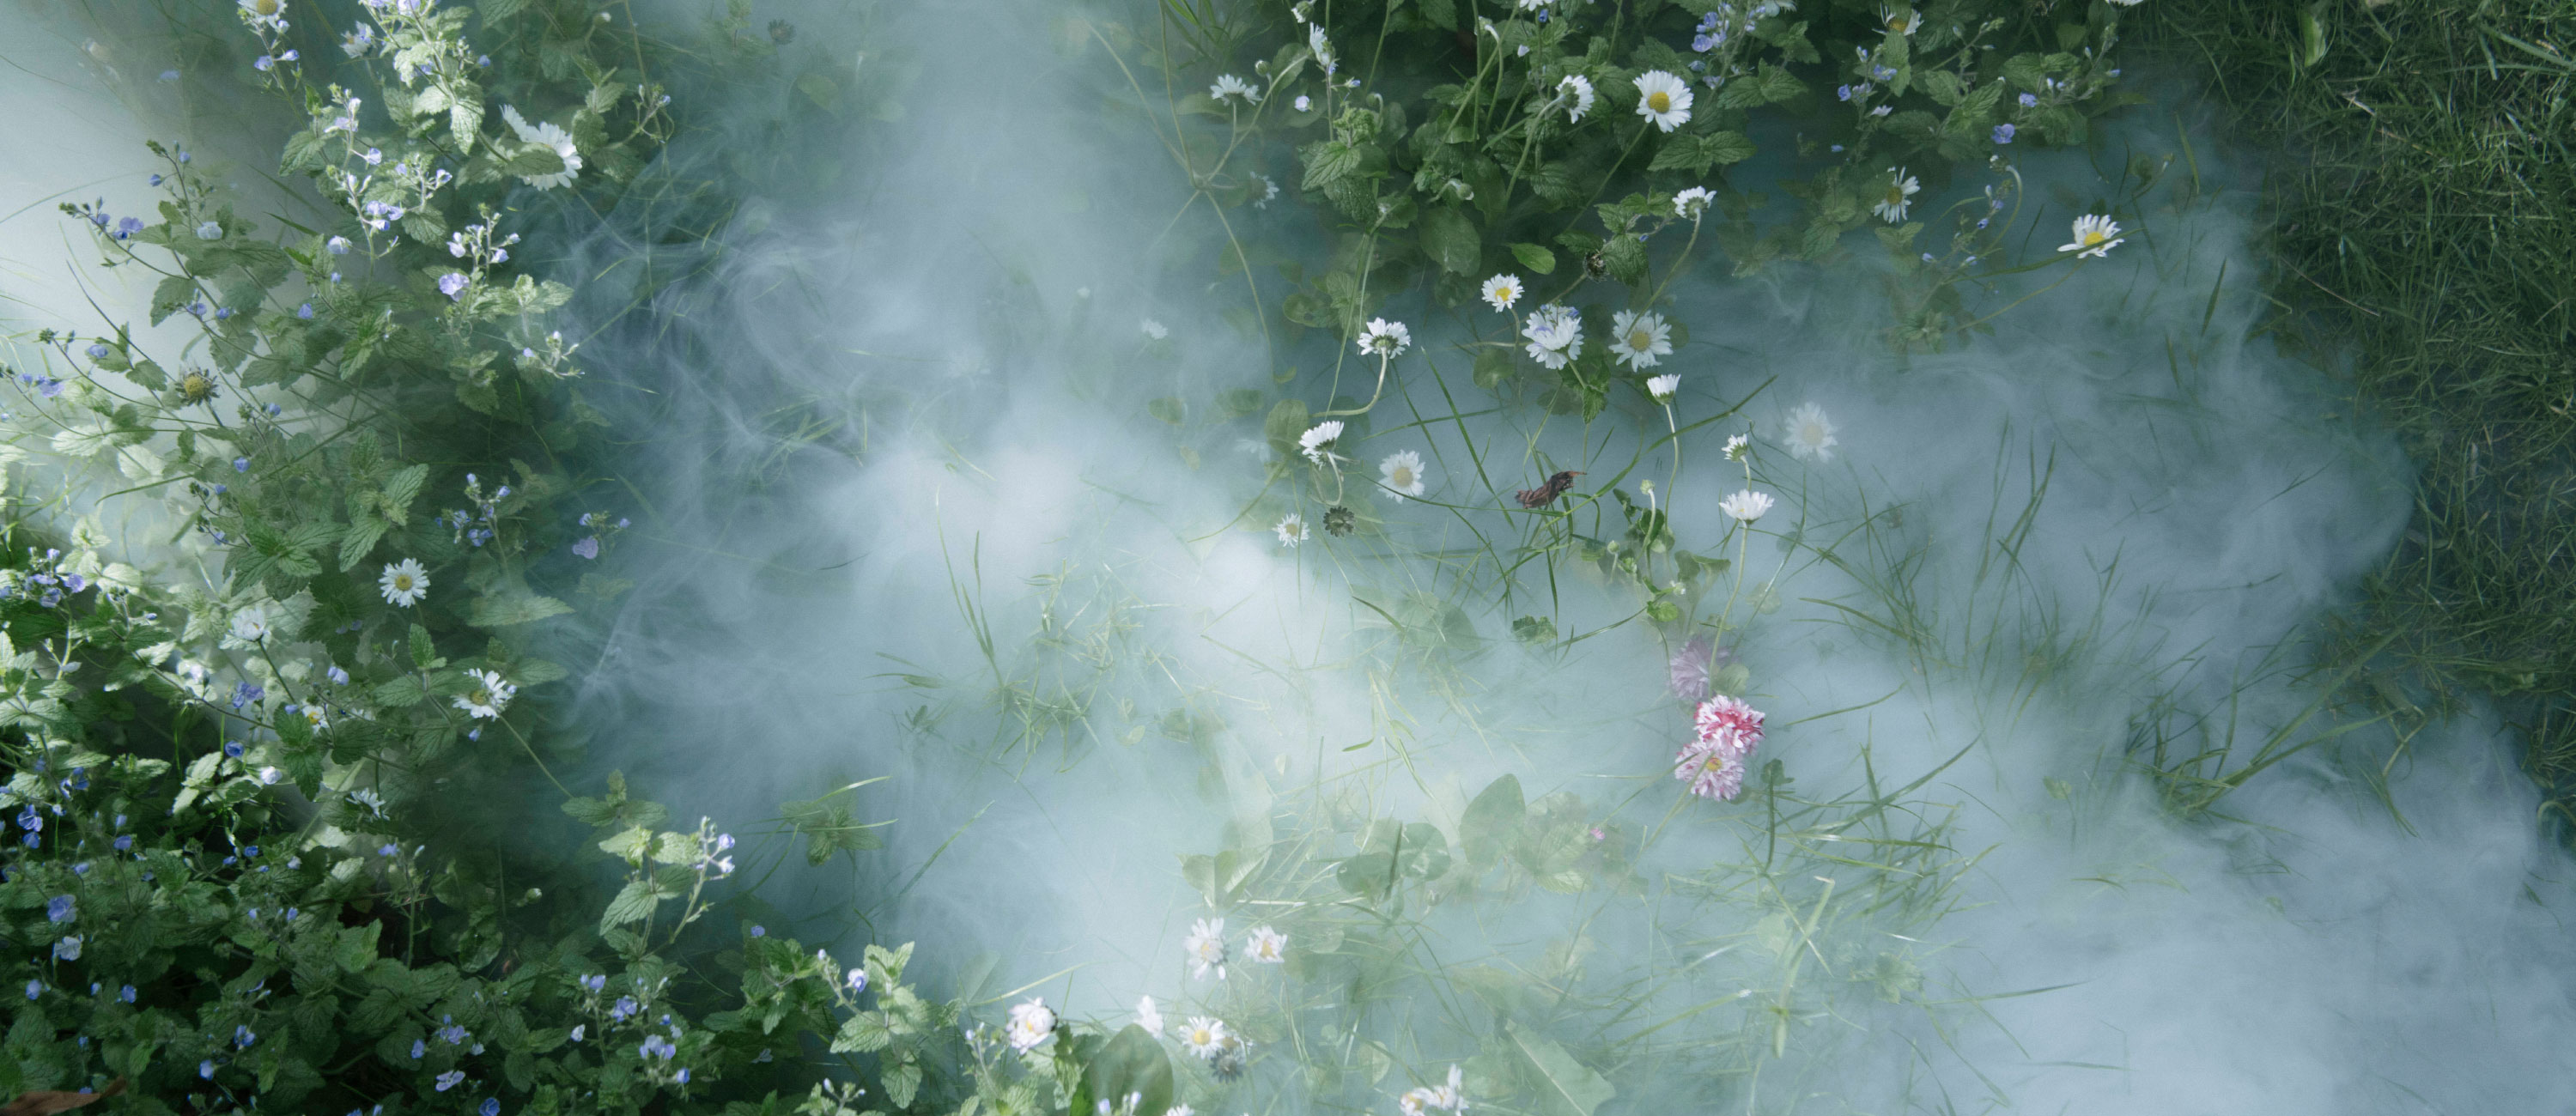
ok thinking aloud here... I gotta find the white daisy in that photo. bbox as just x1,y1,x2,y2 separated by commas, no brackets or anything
1185,917,1228,978
1646,373,1680,403
1298,421,1345,464
501,106,583,191
1872,167,1920,224
300,704,329,732
1521,304,1583,369
1430,1064,1466,1110
1632,70,1694,132
1480,273,1524,312
1722,433,1751,461
1880,4,1920,34
1558,74,1596,122
1673,185,1715,219
1005,998,1055,1052
1379,450,1428,500
2060,215,2124,258
1209,74,1261,104
1135,995,1163,1035
1178,1016,1231,1059
1607,310,1674,369
1720,489,1774,522
1140,318,1170,340
1357,318,1411,358
1273,513,1310,549
1400,1089,1437,1116
228,608,271,645
378,558,429,607
1783,402,1838,462
1245,925,1287,963
237,0,285,30
453,668,516,719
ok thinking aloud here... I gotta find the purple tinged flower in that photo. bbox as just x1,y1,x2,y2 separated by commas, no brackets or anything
119,985,135,1003
380,844,398,856
749,925,764,937
46,895,75,923
254,55,275,71
1992,123,2015,143
2020,92,2038,107
113,835,131,851
223,740,245,758
199,1060,216,1079
438,273,468,300
233,457,249,472
1668,634,1734,701
410,1039,425,1058
297,303,314,319
846,967,868,994
114,217,141,238
25,980,40,1000
482,1100,501,1116
326,235,350,255
86,343,107,358
235,1025,257,1048
434,1070,465,1092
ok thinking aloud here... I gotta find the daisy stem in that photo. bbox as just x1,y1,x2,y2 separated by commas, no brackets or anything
1644,216,1704,307
1315,352,1394,419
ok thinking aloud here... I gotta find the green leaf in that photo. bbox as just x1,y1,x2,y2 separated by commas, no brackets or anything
1419,206,1481,276
467,591,574,628
830,1011,892,1053
1147,397,1185,425
380,464,430,524
1510,242,1558,275
1508,1022,1616,1116
598,880,659,931
149,274,196,325
1263,397,1312,457
409,623,438,671
797,72,841,111
1303,140,1364,191
1461,774,1525,868
882,1060,921,1109
1073,1026,1174,1116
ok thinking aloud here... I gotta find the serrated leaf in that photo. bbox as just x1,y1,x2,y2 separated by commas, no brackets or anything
598,880,659,931
466,591,574,628
830,1011,892,1053
1303,140,1363,191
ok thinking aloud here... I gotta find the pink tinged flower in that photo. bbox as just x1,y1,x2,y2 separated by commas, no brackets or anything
1692,694,1765,757
1668,634,1724,701
1674,737,1747,800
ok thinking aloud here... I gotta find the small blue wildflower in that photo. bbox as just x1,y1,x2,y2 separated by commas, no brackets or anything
2020,92,2038,107
1836,84,1852,101
434,1070,465,1092
1992,123,2015,144
481,1100,500,1116
233,457,249,472
750,925,765,937
439,273,469,300
70,861,89,876
235,1025,257,1048
296,303,313,319
410,1038,426,1059
327,664,349,685
119,985,136,1003
675,1068,690,1084
224,740,245,758
46,895,75,923
380,844,398,857
86,343,107,358
199,1060,216,1079
114,217,141,238
24,980,40,1000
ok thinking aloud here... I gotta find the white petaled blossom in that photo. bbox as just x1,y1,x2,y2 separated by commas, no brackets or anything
1647,373,1680,403
378,558,429,607
1723,433,1751,461
1608,310,1674,369
1880,4,1921,34
1185,918,1229,978
1005,998,1055,1052
1480,273,1524,312
228,608,271,644
1273,513,1310,549
454,669,517,719
1245,925,1287,963
2061,214,2125,258
1632,70,1694,132
1720,489,1775,522
1135,995,1163,1035
1557,74,1596,122
1378,451,1428,500
1398,1066,1467,1115
1209,74,1261,103
501,106,583,191
1178,1016,1231,1059
1521,304,1584,369
1140,318,1170,340
1783,402,1839,462
1254,174,1279,208
1673,185,1715,219
1308,24,1336,74
1872,167,1921,224
1358,318,1412,357
1299,421,1346,464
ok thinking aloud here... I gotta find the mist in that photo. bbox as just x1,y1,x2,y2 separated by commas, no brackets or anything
8,0,2573,1110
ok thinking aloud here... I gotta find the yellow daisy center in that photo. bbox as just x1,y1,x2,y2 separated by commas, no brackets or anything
392,573,414,591
1628,330,1652,350
1647,91,1672,112
252,0,279,13
2082,230,2108,246
1391,465,1414,486
1887,13,1911,31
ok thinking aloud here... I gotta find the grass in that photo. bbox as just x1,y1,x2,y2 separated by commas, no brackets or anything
2136,0,2576,836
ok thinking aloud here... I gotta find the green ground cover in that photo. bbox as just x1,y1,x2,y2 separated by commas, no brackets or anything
2139,0,2576,833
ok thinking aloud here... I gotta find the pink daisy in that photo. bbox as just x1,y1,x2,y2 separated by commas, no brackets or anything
1674,738,1747,801
1692,694,1765,756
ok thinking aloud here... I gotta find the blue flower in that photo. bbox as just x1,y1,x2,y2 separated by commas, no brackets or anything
327,664,349,685
297,303,314,319
199,1060,216,1079
434,1070,465,1092
2019,92,2038,107
24,980,40,1000
114,217,141,238
119,985,135,1003
610,996,637,1022
1992,123,2015,144
410,1039,426,1059
233,457,249,472
481,1100,500,1116
674,1068,690,1084
439,273,469,300
46,895,74,923
224,740,245,758
380,844,398,857
235,1025,257,1048
749,925,764,937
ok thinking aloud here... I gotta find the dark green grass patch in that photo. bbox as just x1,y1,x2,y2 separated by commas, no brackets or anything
2138,0,2576,834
